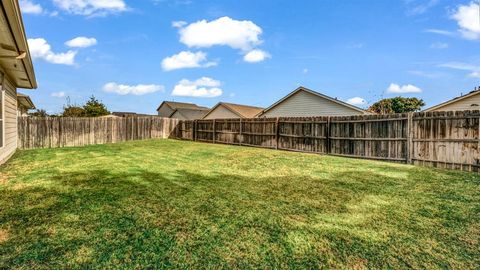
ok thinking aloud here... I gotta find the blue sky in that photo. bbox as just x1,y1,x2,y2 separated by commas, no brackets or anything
19,0,480,114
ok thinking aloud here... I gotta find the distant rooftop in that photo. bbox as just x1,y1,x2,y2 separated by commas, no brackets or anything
157,101,209,111
218,102,264,118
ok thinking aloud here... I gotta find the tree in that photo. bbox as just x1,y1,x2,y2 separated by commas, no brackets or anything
368,97,425,114
60,95,110,117
28,109,49,117
62,105,85,117
83,96,110,117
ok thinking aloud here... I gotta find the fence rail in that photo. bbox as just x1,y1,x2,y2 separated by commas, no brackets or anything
17,116,179,149
171,111,480,172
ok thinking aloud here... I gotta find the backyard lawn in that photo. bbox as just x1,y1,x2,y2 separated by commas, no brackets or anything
0,139,479,269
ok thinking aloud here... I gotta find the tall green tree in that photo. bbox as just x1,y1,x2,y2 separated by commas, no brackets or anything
83,96,110,117
28,109,49,117
368,97,425,114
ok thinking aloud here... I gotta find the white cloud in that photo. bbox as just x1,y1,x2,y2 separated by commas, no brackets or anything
103,82,164,95
387,83,422,94
28,38,77,65
65,37,97,48
172,77,223,98
52,0,128,16
424,29,456,36
178,16,263,51
172,20,187,28
408,70,445,78
430,42,448,49
243,49,271,63
451,2,480,40
406,0,438,15
439,62,478,71
439,62,480,78
346,97,367,106
161,51,217,71
20,0,43,14
51,91,66,98
303,68,309,74
469,71,480,78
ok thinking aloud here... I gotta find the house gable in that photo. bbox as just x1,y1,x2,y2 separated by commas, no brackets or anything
203,104,240,119
157,103,174,117
424,91,480,112
259,87,367,117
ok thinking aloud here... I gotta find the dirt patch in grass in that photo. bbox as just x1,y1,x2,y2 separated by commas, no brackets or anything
0,173,8,185
0,229,9,244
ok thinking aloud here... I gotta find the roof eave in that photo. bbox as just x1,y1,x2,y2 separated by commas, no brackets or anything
17,95,35,109
3,0,37,89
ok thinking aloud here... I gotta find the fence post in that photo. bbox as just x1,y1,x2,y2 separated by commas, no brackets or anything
275,117,279,150
239,118,243,146
193,120,196,141
326,116,331,154
212,119,216,144
406,112,413,164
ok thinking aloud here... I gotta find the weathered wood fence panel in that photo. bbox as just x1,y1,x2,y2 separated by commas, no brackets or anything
329,114,408,162
278,117,329,153
17,116,179,150
411,111,480,172
171,112,480,172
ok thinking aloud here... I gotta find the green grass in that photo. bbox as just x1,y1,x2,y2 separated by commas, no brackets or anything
0,139,479,269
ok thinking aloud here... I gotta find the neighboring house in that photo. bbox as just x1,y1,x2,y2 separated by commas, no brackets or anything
112,112,152,117
112,112,139,117
170,108,210,120
0,0,37,164
203,102,264,119
16,93,35,116
257,86,369,117
424,88,480,112
157,101,209,118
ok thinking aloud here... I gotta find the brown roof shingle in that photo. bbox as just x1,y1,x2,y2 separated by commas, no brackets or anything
157,101,209,111
215,102,264,118
171,108,210,120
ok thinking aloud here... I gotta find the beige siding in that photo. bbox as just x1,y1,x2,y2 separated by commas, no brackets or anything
157,105,174,117
170,110,186,120
0,77,17,164
430,93,480,112
261,90,364,117
204,105,239,119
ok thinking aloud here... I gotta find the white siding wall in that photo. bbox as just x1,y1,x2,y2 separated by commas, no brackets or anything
431,93,480,112
157,105,174,117
203,105,239,119
261,90,364,117
0,77,17,164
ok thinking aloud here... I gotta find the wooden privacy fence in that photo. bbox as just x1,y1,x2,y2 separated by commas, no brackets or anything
172,111,480,172
17,116,179,149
